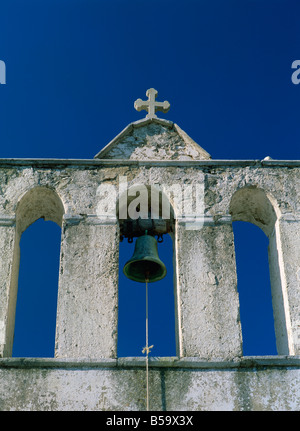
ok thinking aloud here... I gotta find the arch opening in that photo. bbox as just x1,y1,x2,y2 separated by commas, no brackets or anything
233,221,277,355
230,186,292,355
12,219,61,357
6,187,64,357
117,184,178,357
16,186,64,237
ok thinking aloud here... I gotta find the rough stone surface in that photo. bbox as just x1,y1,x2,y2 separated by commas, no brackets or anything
177,224,242,359
1,357,300,411
0,119,299,410
94,118,211,161
55,222,119,358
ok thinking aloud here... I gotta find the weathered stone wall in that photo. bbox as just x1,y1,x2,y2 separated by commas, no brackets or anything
1,357,300,411
0,157,299,410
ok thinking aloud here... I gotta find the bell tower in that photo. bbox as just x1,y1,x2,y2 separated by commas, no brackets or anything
0,89,299,410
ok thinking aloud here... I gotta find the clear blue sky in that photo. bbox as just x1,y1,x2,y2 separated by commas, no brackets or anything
1,0,299,357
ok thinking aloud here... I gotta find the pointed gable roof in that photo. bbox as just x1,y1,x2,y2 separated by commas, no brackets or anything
94,118,211,160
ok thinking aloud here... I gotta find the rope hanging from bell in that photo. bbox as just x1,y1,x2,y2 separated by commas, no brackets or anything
123,230,167,411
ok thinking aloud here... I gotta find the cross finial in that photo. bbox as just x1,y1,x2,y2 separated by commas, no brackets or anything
134,88,170,119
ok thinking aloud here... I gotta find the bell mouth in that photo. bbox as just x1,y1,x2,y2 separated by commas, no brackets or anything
123,258,167,283
123,232,167,283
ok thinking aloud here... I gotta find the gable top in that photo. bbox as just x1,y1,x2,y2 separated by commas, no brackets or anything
94,118,211,160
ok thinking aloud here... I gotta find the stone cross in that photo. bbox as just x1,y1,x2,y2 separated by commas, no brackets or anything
134,88,170,119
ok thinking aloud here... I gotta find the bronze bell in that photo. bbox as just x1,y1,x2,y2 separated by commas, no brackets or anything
123,232,167,283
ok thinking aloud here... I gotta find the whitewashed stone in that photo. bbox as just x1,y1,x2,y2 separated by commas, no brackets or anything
0,117,299,410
